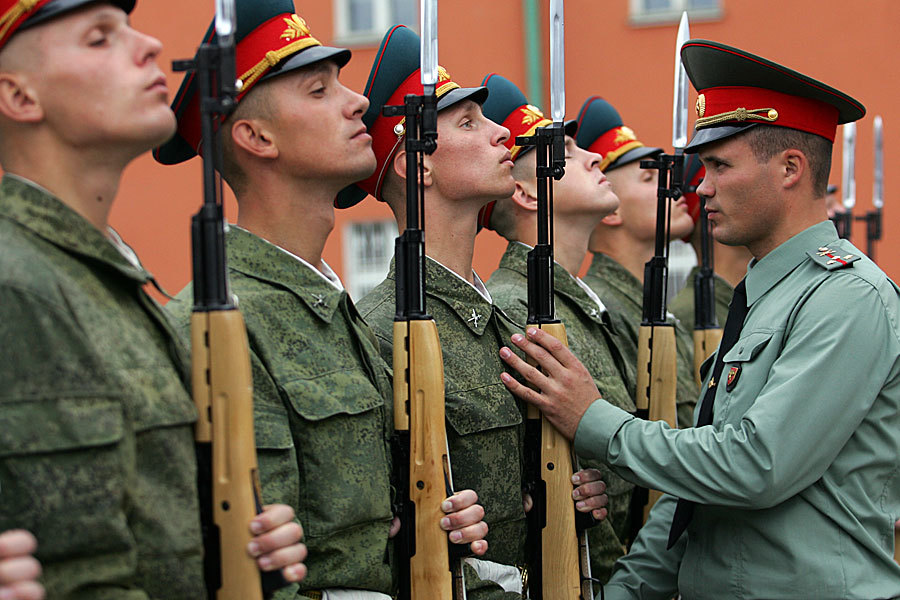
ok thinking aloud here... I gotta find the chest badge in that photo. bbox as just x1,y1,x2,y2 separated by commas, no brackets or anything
726,365,742,392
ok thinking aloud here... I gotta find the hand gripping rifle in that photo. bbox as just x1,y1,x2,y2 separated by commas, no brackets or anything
630,11,687,528
173,2,286,597
516,2,595,597
857,116,883,260
382,2,466,597
833,122,856,239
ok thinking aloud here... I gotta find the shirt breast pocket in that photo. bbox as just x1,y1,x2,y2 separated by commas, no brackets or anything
718,330,776,419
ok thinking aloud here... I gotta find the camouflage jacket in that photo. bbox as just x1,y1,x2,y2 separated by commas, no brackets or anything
485,241,635,581
582,253,697,428
668,265,734,336
166,226,396,596
357,257,527,597
0,175,205,599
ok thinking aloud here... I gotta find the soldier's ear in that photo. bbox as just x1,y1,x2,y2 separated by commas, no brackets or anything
510,180,537,212
600,208,623,226
0,72,43,123
230,118,278,160
392,148,407,182
780,148,805,190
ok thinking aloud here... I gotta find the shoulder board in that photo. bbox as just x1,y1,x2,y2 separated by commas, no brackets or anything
807,243,861,271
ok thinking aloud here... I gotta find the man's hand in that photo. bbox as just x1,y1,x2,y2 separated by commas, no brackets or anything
248,504,307,583
440,490,489,556
0,530,44,600
572,469,608,521
499,328,602,439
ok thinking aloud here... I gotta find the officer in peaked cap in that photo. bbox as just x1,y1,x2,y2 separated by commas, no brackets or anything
575,96,698,429
352,26,610,597
478,72,634,582
0,1,306,597
158,6,491,600
496,40,900,599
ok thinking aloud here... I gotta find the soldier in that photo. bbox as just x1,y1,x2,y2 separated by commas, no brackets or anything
576,97,697,425
156,4,489,599
0,1,304,597
476,73,634,580
0,530,43,600
499,40,900,599
668,153,752,334
341,26,609,597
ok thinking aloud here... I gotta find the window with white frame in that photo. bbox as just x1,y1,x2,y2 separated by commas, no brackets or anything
334,0,417,45
343,220,398,301
629,0,722,25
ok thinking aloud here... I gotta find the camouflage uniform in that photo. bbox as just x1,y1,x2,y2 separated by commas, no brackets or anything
0,175,205,599
486,242,635,582
358,258,527,598
668,265,734,335
582,252,697,428
166,226,396,598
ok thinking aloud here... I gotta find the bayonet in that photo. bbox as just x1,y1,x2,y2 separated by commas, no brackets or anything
834,122,856,239
858,116,883,258
672,11,689,150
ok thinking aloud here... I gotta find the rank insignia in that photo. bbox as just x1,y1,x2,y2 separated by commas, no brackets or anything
808,246,861,270
726,365,741,392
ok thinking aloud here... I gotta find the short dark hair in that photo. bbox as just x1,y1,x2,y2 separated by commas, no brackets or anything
220,82,275,196
742,126,832,197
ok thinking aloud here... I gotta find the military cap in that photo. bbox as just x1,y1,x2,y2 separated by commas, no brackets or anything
0,0,134,50
681,39,866,152
574,96,661,172
154,0,350,165
682,152,705,224
334,24,488,209
477,72,576,230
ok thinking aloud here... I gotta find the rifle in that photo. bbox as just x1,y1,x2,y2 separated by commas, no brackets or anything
630,11,687,526
515,2,594,597
857,116,883,260
691,157,723,387
174,1,285,597
382,2,466,597
833,122,856,239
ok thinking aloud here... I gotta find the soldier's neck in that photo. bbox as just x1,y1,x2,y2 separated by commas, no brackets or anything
713,241,753,288
515,212,593,275
236,177,335,268
592,231,654,282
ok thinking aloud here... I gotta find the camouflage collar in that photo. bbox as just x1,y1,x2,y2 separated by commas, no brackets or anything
499,241,607,326
586,252,643,303
224,225,343,323
0,174,151,284
386,256,494,335
745,220,840,307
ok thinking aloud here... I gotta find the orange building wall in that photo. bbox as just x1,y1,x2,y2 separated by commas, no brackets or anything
118,0,900,301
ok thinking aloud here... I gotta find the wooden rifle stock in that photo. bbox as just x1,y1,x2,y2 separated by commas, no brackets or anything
692,329,723,389
393,319,461,599
526,322,592,600
192,310,270,600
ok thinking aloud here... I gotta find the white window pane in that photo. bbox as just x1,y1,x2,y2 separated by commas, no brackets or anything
689,0,719,8
644,0,673,11
391,0,417,28
349,0,375,32
344,220,398,301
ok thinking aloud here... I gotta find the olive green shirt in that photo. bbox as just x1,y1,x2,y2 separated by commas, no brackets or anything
667,266,733,336
0,175,205,599
167,226,396,596
578,222,900,599
582,253,696,428
486,241,636,581
358,258,528,589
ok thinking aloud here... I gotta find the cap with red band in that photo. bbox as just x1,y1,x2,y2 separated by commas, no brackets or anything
0,0,134,51
574,96,661,172
334,25,488,209
681,39,865,152
154,0,350,166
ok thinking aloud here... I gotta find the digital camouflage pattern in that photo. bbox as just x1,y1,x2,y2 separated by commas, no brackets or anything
486,241,635,582
0,175,205,599
166,226,396,597
358,257,527,599
582,252,697,428
668,265,734,336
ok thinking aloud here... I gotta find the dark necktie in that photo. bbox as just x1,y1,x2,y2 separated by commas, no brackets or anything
667,279,748,549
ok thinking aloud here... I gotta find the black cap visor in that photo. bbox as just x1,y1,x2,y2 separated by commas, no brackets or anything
684,122,758,153
438,86,488,110
257,45,351,85
21,0,135,29
607,145,662,171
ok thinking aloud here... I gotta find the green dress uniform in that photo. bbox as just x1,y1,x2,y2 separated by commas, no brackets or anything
358,258,528,598
166,226,396,598
486,241,636,581
0,175,205,599
667,266,733,335
582,253,697,427
576,222,900,599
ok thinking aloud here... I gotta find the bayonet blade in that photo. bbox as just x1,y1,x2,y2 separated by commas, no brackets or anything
672,11,690,150
214,0,235,45
550,0,565,123
842,122,856,210
420,0,438,89
874,116,883,210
